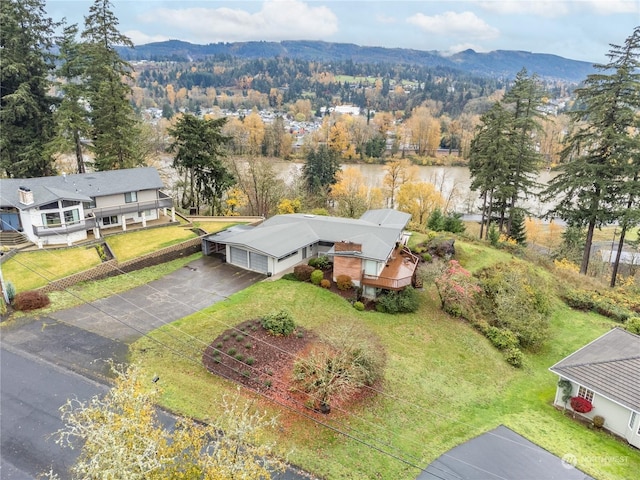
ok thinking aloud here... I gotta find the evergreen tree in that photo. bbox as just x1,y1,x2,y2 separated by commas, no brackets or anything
501,69,544,235
427,207,445,231
167,114,234,214
0,0,58,178
508,208,527,245
543,26,640,275
81,0,142,170
49,23,91,173
468,102,514,239
303,145,341,204
443,212,466,234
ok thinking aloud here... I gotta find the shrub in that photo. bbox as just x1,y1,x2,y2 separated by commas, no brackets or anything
570,396,593,413
353,301,365,311
281,273,299,281
485,326,519,350
336,275,353,291
320,279,331,289
245,357,255,366
624,317,640,335
293,264,315,282
421,252,432,262
261,309,296,336
245,342,252,349
593,415,605,428
434,260,480,319
12,290,50,311
477,262,551,351
227,348,237,356
308,256,331,269
504,347,524,368
375,287,420,314
234,353,245,362
5,281,16,304
310,269,324,285
263,380,272,388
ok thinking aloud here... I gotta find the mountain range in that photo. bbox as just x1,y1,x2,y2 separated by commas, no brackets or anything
117,40,596,83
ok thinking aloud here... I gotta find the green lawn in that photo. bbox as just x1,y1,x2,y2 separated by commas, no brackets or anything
2,246,102,292
105,225,198,261
130,241,640,480
192,221,243,234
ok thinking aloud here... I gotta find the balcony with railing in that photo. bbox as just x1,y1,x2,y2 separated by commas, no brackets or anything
87,194,173,219
361,246,420,290
33,219,93,237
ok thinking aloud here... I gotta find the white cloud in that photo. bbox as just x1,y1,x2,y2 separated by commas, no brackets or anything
477,0,638,17
407,11,499,40
585,0,640,14
125,30,171,46
477,0,570,17
137,0,338,44
375,14,397,25
444,43,491,56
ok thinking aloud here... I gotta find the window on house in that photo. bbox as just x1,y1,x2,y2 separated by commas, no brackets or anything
39,201,59,210
577,386,594,403
61,200,79,208
124,191,138,203
103,215,118,226
277,250,298,262
64,209,80,225
42,212,61,227
630,412,637,430
83,197,96,209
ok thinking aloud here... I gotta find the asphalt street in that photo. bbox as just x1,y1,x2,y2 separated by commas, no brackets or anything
1,255,312,479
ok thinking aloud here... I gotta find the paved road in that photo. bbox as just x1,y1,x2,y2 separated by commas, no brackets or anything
1,255,314,479
1,345,107,479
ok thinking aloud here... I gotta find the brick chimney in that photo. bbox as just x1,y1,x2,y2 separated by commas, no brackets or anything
18,186,34,205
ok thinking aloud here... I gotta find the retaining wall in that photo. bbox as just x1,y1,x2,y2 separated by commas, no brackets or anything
37,237,203,293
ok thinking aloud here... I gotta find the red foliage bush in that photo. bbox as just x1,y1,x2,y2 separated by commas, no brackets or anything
293,264,314,282
13,290,50,311
570,396,593,413
336,275,353,291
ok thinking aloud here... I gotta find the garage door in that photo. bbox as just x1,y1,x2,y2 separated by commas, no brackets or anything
230,247,248,268
249,252,268,274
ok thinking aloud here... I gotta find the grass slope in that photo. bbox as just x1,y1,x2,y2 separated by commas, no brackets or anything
131,240,639,480
105,225,198,262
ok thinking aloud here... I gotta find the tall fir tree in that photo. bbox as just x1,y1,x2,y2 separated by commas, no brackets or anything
468,102,514,239
501,68,544,236
0,0,58,178
81,0,142,170
49,23,91,173
543,26,640,276
167,114,235,214
303,144,341,205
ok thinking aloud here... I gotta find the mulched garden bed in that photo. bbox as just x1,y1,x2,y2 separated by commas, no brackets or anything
202,319,316,410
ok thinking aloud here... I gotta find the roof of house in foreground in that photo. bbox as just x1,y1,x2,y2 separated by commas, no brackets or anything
418,425,594,480
0,167,164,209
549,327,640,412
204,209,410,261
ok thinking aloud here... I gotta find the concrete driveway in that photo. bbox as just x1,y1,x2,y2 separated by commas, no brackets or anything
50,255,265,343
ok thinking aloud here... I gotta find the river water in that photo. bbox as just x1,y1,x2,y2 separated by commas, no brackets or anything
273,161,557,216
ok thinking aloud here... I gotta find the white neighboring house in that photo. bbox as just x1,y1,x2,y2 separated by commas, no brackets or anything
202,209,419,299
549,327,640,448
0,167,174,247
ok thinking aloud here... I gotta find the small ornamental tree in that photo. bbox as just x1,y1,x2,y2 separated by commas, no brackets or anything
570,396,593,414
434,260,481,318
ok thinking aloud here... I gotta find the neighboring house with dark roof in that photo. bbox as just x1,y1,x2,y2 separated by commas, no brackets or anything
549,328,640,448
0,167,173,247
202,209,419,299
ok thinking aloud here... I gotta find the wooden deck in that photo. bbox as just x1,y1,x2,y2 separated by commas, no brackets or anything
362,247,419,290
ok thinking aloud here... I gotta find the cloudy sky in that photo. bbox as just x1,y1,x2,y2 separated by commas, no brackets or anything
45,0,639,63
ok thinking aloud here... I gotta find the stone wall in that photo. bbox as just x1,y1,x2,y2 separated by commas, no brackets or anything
37,237,203,294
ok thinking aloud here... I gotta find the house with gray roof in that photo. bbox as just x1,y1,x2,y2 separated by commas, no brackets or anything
549,327,640,448
202,209,419,299
0,167,173,247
